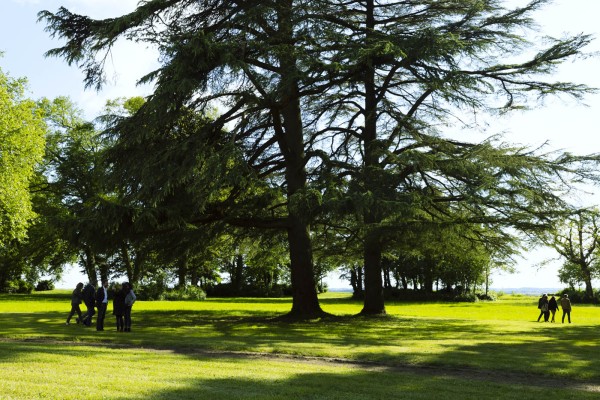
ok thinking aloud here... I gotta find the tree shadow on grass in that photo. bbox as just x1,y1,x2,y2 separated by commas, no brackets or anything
4,308,600,384
203,297,295,304
143,371,590,400
0,340,597,400
424,333,600,382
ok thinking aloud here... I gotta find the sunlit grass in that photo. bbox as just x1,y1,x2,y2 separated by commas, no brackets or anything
1,290,600,399
0,341,596,400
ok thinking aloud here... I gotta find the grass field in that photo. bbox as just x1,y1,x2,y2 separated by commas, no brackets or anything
0,291,599,399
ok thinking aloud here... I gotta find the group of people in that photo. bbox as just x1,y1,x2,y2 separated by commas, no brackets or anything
66,280,137,332
537,293,572,323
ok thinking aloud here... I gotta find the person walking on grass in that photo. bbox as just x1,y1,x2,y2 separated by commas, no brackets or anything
560,294,572,323
95,280,109,331
112,283,126,332
123,282,136,332
537,294,549,322
548,295,559,323
65,282,83,325
80,282,96,326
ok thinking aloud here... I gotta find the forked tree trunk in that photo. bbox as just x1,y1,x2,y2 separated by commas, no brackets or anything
82,246,98,287
580,262,594,299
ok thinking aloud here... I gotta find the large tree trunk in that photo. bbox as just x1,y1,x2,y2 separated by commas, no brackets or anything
275,0,323,318
360,0,386,315
362,233,385,314
121,243,134,284
176,250,189,289
120,242,144,286
82,246,98,286
580,262,594,299
423,263,434,293
98,256,109,284
232,254,244,294
382,258,392,289
350,265,364,297
287,215,322,317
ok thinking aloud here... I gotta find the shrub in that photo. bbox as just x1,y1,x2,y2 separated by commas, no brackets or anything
205,283,292,298
2,279,34,294
476,292,497,301
35,280,55,292
136,272,169,300
163,286,206,301
454,293,479,303
557,288,599,304
384,287,482,302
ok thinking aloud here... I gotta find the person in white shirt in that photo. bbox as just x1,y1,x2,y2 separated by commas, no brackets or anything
95,280,109,331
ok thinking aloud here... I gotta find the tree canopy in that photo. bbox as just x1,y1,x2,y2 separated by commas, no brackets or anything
36,1,600,314
0,64,46,247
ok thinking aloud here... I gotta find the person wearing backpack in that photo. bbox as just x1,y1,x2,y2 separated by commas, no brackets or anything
536,294,549,322
123,282,137,332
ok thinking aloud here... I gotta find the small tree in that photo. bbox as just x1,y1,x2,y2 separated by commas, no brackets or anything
546,209,600,299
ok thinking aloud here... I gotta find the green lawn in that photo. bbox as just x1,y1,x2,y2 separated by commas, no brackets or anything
0,291,598,399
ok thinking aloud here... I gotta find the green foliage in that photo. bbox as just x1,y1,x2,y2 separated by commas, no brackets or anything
0,66,46,245
136,270,169,301
122,96,145,114
34,280,55,292
38,1,600,317
557,288,600,304
476,292,498,301
206,282,292,298
288,189,322,223
162,285,206,301
137,278,207,301
1,279,34,294
384,287,481,303
546,209,600,297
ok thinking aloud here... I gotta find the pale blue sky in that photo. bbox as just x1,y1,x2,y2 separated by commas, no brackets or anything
2,0,600,289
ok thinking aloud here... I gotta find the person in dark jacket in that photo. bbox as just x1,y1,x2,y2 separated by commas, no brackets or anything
95,280,109,331
112,283,127,332
537,294,549,322
123,282,137,332
548,295,559,323
80,282,96,326
66,282,83,325
560,294,572,323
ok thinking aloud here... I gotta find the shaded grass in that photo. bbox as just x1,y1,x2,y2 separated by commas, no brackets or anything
2,291,600,399
0,341,597,400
